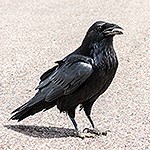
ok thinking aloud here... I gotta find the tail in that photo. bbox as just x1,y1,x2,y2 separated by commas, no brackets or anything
10,99,56,122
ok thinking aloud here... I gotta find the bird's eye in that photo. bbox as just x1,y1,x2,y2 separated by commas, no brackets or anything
98,26,101,29
97,26,102,31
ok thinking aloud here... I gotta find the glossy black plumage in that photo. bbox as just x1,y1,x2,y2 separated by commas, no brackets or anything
10,21,123,132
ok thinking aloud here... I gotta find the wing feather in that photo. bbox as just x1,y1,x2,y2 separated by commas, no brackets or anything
19,55,93,108
44,60,93,102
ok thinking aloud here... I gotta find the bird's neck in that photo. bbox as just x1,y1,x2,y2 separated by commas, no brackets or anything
91,37,118,70
72,45,91,56
92,37,114,55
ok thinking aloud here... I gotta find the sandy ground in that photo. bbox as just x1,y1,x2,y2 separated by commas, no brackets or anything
0,0,150,149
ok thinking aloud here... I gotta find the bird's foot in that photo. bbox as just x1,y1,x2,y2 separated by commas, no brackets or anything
83,128,110,136
76,131,96,139
75,128,110,139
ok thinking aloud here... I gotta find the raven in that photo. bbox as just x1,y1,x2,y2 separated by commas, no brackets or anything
10,21,123,137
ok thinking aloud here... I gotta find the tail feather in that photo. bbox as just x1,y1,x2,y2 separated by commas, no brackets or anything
10,107,30,121
10,100,56,121
11,102,28,114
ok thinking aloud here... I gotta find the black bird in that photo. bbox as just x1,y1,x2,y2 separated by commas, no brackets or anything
10,21,123,137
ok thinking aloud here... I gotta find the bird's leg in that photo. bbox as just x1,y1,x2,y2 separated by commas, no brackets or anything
68,108,95,139
69,116,95,139
83,115,104,136
83,115,102,135
69,116,78,131
83,101,108,136
86,115,95,128
68,108,78,130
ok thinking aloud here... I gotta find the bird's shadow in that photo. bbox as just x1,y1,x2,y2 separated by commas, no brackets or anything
4,125,77,138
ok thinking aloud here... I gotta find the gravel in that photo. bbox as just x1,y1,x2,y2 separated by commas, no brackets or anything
0,0,149,149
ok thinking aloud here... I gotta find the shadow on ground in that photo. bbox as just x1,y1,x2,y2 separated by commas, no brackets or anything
4,125,77,138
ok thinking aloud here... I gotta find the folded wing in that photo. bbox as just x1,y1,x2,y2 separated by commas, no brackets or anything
26,55,93,107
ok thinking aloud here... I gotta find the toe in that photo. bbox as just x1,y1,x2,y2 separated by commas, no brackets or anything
83,128,100,135
77,132,96,139
82,128,110,136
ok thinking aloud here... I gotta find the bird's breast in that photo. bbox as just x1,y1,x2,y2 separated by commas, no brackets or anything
93,52,118,73
88,48,118,96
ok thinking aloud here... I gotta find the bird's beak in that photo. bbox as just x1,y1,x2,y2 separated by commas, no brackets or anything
104,25,123,36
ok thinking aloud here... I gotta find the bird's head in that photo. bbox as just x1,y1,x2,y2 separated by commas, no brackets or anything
82,21,123,46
